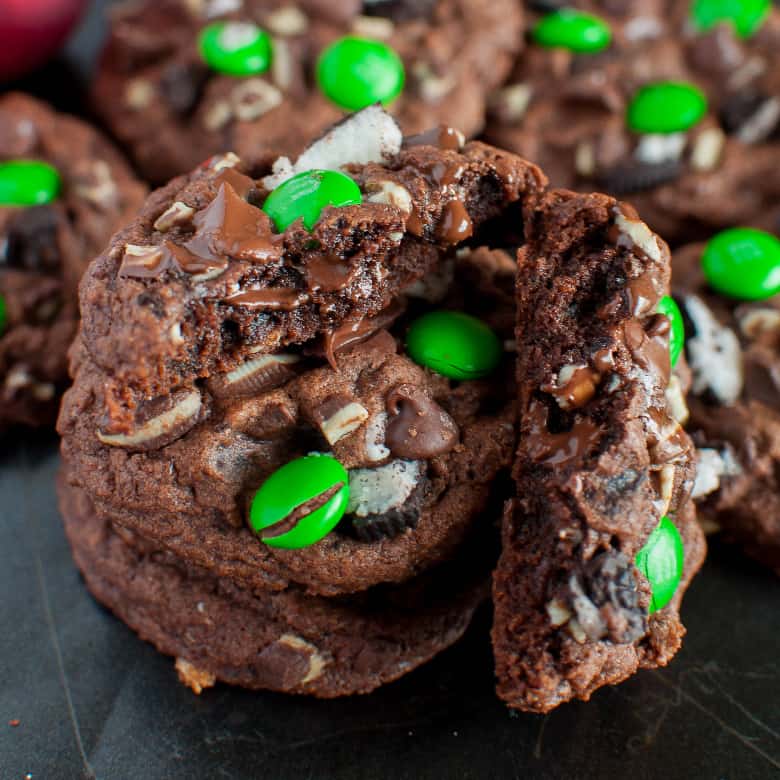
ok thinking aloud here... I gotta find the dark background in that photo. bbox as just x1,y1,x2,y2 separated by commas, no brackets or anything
1,2,780,778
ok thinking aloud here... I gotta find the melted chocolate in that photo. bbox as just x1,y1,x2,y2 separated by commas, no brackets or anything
306,255,359,292
624,315,671,386
404,125,462,151
213,167,256,199
223,288,310,310
316,300,404,368
525,401,602,466
189,182,278,263
625,269,661,317
437,200,473,244
385,384,459,459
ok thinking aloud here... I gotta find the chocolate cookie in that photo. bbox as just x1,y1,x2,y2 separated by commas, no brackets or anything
673,227,780,574
0,93,146,430
485,1,780,244
493,195,705,713
58,108,701,701
59,478,489,697
93,0,523,183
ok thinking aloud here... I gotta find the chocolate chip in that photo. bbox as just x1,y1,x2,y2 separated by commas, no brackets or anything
596,159,682,195
362,0,437,21
160,61,210,117
1,206,60,272
527,0,566,11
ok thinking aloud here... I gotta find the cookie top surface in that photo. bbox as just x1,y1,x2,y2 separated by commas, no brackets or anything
0,92,146,428
485,0,780,243
94,0,523,183
76,108,546,428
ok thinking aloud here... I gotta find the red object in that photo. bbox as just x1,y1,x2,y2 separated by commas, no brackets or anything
0,0,86,82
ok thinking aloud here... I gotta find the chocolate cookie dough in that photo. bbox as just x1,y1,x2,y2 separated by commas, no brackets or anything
58,108,702,701
0,93,146,430
493,195,705,713
674,227,780,574
485,0,780,244
94,0,523,183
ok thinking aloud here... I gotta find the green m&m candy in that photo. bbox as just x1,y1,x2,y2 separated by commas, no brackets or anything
249,455,349,549
262,169,362,232
0,294,6,334
657,295,684,367
0,160,61,206
406,311,502,380
316,36,405,112
691,0,770,39
701,227,780,300
636,515,684,613
532,9,612,54
626,81,707,134
198,21,272,76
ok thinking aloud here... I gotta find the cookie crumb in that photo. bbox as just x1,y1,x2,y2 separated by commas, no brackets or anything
175,658,216,694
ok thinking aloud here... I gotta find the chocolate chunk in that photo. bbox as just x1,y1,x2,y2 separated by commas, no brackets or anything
2,206,60,272
362,0,437,22
159,61,210,117
596,159,682,195
385,384,459,459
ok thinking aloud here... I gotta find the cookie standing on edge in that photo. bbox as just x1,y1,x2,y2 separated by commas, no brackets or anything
674,227,780,574
0,93,146,430
93,0,523,184
58,107,702,703
492,194,705,712
486,0,780,245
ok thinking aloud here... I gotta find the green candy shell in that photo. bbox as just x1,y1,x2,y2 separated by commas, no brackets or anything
262,169,362,232
0,295,6,334
198,21,272,76
317,36,405,112
701,227,780,301
249,455,349,549
626,81,707,134
691,0,770,39
532,9,612,54
406,310,502,381
657,295,684,367
636,515,684,613
0,160,61,207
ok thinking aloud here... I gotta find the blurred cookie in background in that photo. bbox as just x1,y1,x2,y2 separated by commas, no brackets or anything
93,0,523,183
674,225,780,573
0,92,146,430
485,0,780,245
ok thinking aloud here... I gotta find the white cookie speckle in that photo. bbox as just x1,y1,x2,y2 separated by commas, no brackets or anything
347,459,423,517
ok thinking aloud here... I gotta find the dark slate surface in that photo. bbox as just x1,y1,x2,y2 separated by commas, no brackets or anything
1,3,780,778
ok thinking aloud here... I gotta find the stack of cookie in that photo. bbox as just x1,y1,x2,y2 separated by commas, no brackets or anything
56,102,704,710
14,0,774,712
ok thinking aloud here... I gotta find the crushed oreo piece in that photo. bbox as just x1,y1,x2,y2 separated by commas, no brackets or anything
596,159,682,195
362,0,437,21
351,504,422,542
2,206,60,272
160,61,211,117
567,550,646,644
